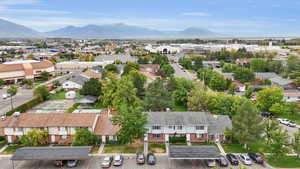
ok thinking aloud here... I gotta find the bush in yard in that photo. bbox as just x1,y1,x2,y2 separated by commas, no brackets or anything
34,85,50,101
20,129,49,146
169,137,186,143
72,128,99,146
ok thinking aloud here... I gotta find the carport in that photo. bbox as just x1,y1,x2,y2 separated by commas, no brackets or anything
10,146,91,169
168,145,221,168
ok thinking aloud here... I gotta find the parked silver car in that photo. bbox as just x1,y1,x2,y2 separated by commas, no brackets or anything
239,154,252,165
101,156,113,168
113,154,123,166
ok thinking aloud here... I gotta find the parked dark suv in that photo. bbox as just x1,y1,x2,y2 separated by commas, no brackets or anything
261,112,274,118
226,153,239,165
248,153,264,164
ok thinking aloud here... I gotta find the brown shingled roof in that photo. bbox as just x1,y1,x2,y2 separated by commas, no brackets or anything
31,60,54,69
4,113,97,128
0,64,24,73
94,109,120,136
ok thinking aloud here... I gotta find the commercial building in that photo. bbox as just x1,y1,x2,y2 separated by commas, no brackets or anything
0,60,54,83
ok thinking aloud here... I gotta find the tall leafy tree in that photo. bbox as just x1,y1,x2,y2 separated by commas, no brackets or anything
7,85,18,110
292,131,300,158
187,85,209,111
80,78,102,97
263,118,280,144
34,85,50,101
122,62,140,75
144,78,174,111
233,67,255,83
256,87,283,112
231,100,264,149
111,76,147,144
172,78,195,106
160,64,175,77
101,73,119,107
250,58,268,72
127,71,147,98
268,128,290,160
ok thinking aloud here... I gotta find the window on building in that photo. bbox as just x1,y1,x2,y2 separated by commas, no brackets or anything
61,135,67,140
14,128,22,132
168,126,175,130
177,126,183,130
59,127,66,131
196,134,204,138
196,126,205,130
152,126,161,130
153,134,161,138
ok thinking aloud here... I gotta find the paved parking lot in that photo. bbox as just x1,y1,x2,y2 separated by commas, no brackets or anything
0,155,272,169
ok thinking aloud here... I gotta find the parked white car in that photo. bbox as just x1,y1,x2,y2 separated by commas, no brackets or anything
239,154,252,165
205,159,216,167
278,118,296,127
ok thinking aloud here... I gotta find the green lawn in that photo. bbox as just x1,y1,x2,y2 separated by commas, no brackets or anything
222,142,269,153
192,142,216,146
49,90,67,100
2,145,23,154
267,156,300,168
149,144,166,153
222,143,249,153
103,144,143,154
174,104,188,111
90,146,100,154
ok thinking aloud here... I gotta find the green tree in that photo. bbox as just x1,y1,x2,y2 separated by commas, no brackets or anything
187,85,209,111
110,76,147,144
270,102,299,117
72,128,98,146
101,73,119,107
268,128,290,160
144,78,174,111
22,79,33,89
244,87,254,99
250,58,268,72
263,118,280,144
233,67,255,83
292,131,300,158
231,100,264,149
268,60,283,74
287,55,300,73
127,71,147,98
52,80,61,87
80,78,102,97
7,85,18,110
172,78,195,106
123,62,140,75
256,87,283,112
152,55,169,65
0,79,5,87
20,129,49,146
160,64,175,77
228,84,237,95
34,85,50,101
40,71,50,81
104,64,119,74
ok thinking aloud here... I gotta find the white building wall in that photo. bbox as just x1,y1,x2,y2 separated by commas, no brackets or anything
62,81,82,90
0,71,25,80
284,96,300,102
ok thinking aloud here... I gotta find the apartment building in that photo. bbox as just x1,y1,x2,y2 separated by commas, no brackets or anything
144,111,232,143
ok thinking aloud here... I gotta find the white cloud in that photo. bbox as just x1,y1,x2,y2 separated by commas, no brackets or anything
181,12,210,17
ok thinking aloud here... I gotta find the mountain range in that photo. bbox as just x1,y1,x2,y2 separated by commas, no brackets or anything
0,18,219,39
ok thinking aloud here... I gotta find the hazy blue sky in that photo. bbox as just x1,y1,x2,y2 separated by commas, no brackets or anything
0,0,299,36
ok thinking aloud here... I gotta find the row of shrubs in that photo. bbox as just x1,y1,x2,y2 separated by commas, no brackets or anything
6,96,43,116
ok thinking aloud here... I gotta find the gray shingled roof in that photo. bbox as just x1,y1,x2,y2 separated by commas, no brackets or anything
69,75,89,86
207,115,232,134
169,146,221,159
11,146,91,161
144,112,209,126
255,72,278,80
145,112,232,134
270,76,293,86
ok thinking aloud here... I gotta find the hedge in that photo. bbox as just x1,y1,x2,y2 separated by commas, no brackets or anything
6,96,44,116
169,136,186,143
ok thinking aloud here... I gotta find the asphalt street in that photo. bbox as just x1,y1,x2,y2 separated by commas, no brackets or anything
171,63,197,80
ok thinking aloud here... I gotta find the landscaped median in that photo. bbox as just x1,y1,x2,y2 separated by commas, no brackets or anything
103,143,143,154
1,145,24,154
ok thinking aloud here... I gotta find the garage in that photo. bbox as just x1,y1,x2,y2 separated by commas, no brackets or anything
10,146,91,169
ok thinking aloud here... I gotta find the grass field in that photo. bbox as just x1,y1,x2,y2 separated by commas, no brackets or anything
103,144,143,154
2,145,23,154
